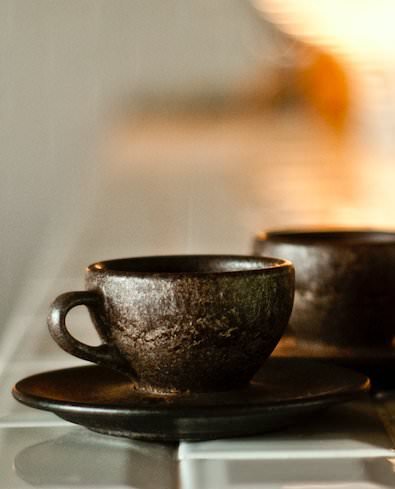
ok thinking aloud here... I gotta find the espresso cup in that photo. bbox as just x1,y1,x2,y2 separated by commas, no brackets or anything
254,230,395,349
48,255,294,394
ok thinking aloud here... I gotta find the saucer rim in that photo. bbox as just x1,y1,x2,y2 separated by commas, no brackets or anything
12,359,370,441
12,360,370,416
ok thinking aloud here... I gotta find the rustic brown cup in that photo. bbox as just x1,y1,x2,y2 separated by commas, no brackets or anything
48,255,294,394
254,229,395,349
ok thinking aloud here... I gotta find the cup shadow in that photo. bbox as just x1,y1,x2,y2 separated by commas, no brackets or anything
14,428,178,488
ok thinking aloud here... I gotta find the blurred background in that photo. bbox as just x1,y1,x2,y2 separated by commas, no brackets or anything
2,0,395,331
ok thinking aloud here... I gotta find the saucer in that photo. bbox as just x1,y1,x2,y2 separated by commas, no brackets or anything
12,358,369,441
274,337,395,392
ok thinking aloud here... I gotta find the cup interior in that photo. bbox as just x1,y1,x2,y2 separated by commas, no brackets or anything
88,255,290,275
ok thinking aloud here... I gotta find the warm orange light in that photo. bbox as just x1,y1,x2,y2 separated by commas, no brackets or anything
254,0,395,65
251,0,395,229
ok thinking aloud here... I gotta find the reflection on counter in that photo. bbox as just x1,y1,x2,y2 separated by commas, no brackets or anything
14,428,177,488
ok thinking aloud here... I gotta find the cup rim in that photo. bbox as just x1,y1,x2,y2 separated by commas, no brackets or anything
86,254,293,277
255,228,395,246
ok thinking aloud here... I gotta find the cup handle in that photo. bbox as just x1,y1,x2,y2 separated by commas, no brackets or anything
47,291,131,375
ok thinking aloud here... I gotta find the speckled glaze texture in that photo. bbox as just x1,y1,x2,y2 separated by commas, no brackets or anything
48,255,294,394
254,230,395,348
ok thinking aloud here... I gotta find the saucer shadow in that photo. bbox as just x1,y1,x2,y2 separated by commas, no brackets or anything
14,428,178,488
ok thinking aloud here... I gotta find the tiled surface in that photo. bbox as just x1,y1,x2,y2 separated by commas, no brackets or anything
179,457,395,489
179,402,395,460
179,401,395,488
1,426,177,489
2,426,394,489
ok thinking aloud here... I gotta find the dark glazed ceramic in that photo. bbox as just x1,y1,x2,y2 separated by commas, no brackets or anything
48,255,294,394
274,336,395,392
12,359,369,441
254,230,395,348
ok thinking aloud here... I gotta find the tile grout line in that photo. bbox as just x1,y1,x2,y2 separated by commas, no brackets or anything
177,447,395,460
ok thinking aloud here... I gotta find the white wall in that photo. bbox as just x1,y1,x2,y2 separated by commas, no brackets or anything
3,2,390,330
1,1,283,323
